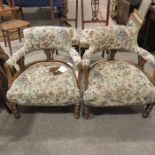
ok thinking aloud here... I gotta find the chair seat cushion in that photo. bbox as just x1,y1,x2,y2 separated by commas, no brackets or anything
7,62,81,106
84,61,155,107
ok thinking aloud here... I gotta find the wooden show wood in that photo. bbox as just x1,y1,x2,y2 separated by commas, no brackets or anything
81,0,110,29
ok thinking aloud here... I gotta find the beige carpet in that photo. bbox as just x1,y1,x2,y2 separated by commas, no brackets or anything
1,1,155,155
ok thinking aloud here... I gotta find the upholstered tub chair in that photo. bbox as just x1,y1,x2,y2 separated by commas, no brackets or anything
80,25,155,119
4,26,81,119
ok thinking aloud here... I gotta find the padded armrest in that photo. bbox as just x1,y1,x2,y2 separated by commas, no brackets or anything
6,47,28,67
69,48,81,69
133,46,155,67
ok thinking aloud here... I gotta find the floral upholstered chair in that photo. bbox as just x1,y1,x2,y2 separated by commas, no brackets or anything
4,26,81,119
80,25,155,119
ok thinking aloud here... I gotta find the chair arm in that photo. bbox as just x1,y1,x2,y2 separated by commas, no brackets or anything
133,47,155,68
6,47,28,67
69,48,81,69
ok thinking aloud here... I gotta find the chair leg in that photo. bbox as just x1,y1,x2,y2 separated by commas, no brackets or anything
8,102,20,119
2,30,7,47
143,104,154,118
18,28,22,42
6,31,12,56
84,105,90,119
102,51,105,58
20,7,24,20
74,103,80,119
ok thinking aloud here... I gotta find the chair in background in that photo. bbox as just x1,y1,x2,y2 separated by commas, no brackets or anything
0,19,29,56
4,26,81,119
81,0,110,29
0,0,29,56
50,0,79,28
0,0,24,21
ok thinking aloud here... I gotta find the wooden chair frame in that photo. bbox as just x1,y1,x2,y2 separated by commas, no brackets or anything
81,0,110,29
82,49,155,119
5,48,82,119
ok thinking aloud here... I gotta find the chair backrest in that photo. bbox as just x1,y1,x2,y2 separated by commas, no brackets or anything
0,0,17,17
23,26,77,53
80,25,138,59
6,26,80,68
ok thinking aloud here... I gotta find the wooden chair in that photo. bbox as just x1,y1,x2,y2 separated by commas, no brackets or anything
50,0,78,28
4,26,81,119
0,19,29,56
81,0,110,29
0,0,24,21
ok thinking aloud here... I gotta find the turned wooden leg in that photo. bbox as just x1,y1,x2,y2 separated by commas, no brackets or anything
8,102,20,119
84,106,90,119
143,104,154,118
74,104,80,119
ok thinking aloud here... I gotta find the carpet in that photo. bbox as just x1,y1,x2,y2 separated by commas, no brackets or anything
1,1,155,155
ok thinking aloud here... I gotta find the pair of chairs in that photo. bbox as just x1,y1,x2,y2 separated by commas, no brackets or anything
4,25,155,119
4,0,155,119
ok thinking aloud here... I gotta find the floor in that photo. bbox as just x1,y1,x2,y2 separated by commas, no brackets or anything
0,1,155,155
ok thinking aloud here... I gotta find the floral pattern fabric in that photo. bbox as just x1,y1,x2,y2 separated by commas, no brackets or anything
84,61,155,107
6,26,81,68
80,25,138,59
7,62,81,105
138,0,152,18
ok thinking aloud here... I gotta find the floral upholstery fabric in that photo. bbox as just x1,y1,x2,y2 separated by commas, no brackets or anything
138,0,152,18
84,61,155,107
80,25,155,69
7,62,81,105
133,47,155,67
6,26,81,68
80,25,138,59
